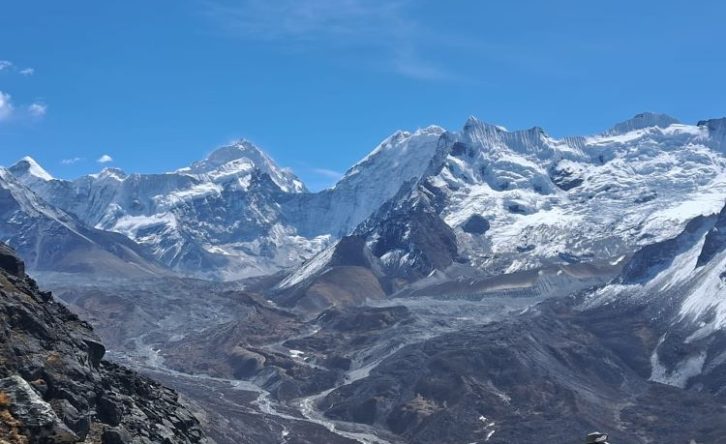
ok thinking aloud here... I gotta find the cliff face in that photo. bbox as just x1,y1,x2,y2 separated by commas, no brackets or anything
0,243,208,444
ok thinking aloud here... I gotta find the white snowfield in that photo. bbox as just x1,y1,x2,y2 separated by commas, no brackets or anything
6,112,726,281
431,115,726,274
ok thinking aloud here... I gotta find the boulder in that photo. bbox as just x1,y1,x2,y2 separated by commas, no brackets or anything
0,244,24,278
0,375,78,443
101,426,132,444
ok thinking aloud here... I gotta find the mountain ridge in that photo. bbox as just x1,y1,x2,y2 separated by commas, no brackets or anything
4,113,726,282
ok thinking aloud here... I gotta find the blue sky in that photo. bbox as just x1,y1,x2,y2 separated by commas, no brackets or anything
1,0,725,190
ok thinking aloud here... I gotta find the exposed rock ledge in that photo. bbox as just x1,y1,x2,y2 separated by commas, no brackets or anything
0,243,209,444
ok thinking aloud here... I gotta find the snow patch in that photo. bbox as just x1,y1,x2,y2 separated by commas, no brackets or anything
650,336,706,388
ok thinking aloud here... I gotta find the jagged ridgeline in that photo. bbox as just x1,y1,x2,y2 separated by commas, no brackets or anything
0,243,208,444
4,113,726,284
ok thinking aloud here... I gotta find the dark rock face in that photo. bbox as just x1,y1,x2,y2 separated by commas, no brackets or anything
550,163,584,191
507,203,528,214
0,243,24,277
461,215,490,235
697,204,726,267
370,203,457,276
0,243,208,444
634,192,657,204
356,185,459,281
698,117,726,152
327,235,380,270
449,142,468,157
517,244,535,253
558,252,582,264
620,215,713,283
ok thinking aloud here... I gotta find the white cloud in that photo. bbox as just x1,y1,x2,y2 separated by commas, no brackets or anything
61,157,83,165
0,94,49,122
0,61,36,76
28,102,47,117
97,154,113,164
311,167,344,180
0,91,14,121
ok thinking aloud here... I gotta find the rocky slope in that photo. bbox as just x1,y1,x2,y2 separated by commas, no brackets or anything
0,243,208,443
584,200,726,395
319,300,726,444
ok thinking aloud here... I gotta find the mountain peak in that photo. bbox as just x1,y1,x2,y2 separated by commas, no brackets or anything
187,139,306,193
607,112,680,135
202,139,266,168
9,156,54,182
461,117,511,145
463,116,506,133
92,167,128,180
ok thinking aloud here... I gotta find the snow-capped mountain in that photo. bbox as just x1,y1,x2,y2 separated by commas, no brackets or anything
181,140,306,193
271,113,726,301
8,156,55,184
0,167,165,275
8,113,726,284
284,125,446,237
347,114,726,281
9,131,450,280
12,141,324,280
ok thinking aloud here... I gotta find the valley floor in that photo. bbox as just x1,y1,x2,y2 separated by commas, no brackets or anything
36,258,726,444
40,273,550,444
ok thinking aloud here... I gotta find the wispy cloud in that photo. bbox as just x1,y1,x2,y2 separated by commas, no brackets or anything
28,102,47,118
97,154,113,164
61,157,83,165
205,0,406,40
311,167,344,180
0,91,14,121
0,94,48,122
202,0,455,81
0,60,35,76
392,49,452,81
0,61,45,123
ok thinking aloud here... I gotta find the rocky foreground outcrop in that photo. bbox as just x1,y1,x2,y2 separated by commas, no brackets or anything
0,243,208,444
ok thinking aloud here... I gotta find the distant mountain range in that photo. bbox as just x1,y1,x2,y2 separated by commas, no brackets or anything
4,112,725,284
